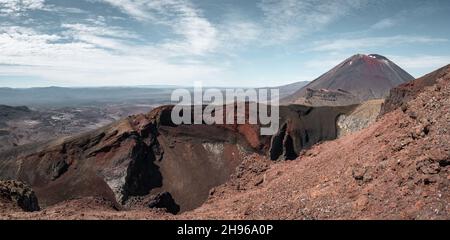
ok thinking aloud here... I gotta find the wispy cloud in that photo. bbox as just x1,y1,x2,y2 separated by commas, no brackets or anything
0,0,228,86
100,0,218,55
370,18,397,30
0,0,45,15
62,23,139,40
369,3,438,31
0,23,223,86
257,0,368,43
0,0,86,17
100,0,371,51
60,23,140,51
388,55,450,74
304,55,347,71
0,0,449,87
310,35,448,52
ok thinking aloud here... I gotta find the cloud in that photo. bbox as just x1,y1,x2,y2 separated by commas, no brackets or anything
60,23,140,51
257,0,368,43
370,18,397,30
0,24,224,86
369,3,439,31
99,0,218,55
0,0,87,17
62,23,139,39
99,0,370,52
310,36,448,52
98,0,158,21
218,20,262,50
388,55,450,74
0,0,448,88
0,1,228,86
304,56,347,70
0,0,45,15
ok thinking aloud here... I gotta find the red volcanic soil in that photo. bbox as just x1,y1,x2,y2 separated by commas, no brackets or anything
0,103,359,219
1,66,449,219
181,66,450,220
7,67,450,220
1,196,175,220
283,54,414,105
381,64,450,115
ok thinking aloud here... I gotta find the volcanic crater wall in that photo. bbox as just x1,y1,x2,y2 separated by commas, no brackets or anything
269,105,357,160
0,103,360,213
0,106,255,213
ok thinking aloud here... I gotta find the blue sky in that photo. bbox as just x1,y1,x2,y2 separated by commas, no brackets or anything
0,0,449,88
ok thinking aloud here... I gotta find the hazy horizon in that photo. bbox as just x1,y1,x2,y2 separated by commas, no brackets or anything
1,0,450,88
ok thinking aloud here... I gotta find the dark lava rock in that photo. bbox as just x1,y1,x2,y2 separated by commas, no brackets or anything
352,165,373,183
50,159,69,180
0,180,40,212
416,158,441,175
148,192,180,214
0,130,9,136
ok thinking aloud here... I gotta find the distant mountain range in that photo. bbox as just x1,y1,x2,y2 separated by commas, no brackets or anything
271,81,309,99
0,54,414,108
0,82,310,107
0,87,176,107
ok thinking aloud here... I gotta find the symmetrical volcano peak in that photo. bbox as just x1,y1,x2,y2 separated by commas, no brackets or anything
283,54,414,106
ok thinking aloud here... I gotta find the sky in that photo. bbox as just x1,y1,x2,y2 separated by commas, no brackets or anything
0,0,449,88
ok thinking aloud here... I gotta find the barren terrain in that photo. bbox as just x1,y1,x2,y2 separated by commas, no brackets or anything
1,66,449,220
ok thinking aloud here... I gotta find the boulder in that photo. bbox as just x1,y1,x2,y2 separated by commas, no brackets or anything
0,180,40,212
